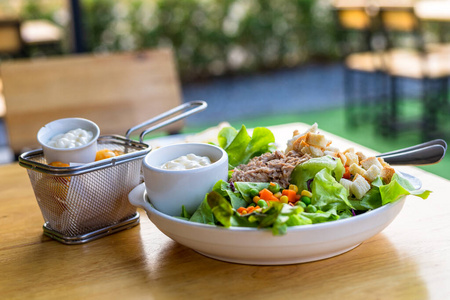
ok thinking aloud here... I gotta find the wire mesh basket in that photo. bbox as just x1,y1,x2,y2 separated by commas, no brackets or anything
19,135,149,244
19,101,207,244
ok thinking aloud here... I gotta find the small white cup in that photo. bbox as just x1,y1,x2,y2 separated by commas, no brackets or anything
37,118,100,164
143,143,228,216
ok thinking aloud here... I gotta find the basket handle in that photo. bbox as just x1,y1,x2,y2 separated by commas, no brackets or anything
125,100,207,143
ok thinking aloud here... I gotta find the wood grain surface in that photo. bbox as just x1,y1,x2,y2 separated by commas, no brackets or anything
1,123,449,300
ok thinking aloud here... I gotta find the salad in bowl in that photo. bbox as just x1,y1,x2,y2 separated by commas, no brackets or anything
129,123,431,264
179,123,430,235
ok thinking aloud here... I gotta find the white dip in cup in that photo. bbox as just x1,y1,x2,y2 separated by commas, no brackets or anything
37,118,100,164
143,143,228,216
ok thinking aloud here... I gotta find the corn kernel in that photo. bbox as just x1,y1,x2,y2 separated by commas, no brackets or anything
274,192,282,199
253,196,260,204
301,190,312,198
280,195,289,203
289,184,299,193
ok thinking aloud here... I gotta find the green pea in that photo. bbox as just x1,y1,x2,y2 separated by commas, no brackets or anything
295,201,307,208
268,183,281,194
301,196,311,205
257,199,267,208
305,204,317,213
249,188,260,198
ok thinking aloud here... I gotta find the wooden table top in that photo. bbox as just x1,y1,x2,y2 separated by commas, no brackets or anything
1,123,449,299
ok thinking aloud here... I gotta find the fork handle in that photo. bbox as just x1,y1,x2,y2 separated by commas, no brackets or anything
378,144,446,166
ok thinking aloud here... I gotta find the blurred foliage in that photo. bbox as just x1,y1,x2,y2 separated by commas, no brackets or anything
81,0,339,81
3,0,340,81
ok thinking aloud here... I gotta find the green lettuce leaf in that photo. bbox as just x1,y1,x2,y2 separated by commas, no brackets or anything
300,208,341,223
180,205,191,219
311,168,353,211
380,173,431,205
234,182,270,203
207,191,234,228
218,127,238,149
212,180,247,209
230,214,259,227
248,202,304,235
290,156,345,191
189,195,215,225
349,187,383,210
218,125,275,169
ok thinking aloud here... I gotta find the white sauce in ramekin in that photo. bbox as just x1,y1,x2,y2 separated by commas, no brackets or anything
47,128,94,149
161,153,211,170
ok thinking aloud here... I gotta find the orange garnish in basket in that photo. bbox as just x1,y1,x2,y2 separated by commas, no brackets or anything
112,150,124,156
95,149,116,161
49,161,70,167
95,149,124,161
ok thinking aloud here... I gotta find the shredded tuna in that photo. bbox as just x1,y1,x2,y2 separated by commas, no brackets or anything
230,150,311,188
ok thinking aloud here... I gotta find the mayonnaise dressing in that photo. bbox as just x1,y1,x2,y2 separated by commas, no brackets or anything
47,128,94,149
161,153,211,170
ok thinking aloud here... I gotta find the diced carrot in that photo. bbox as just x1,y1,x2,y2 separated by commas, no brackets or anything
259,188,280,202
282,189,298,203
237,207,246,214
343,166,351,179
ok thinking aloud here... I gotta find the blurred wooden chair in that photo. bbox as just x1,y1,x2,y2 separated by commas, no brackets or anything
377,6,450,140
20,19,63,55
1,48,183,155
333,1,387,127
0,19,25,57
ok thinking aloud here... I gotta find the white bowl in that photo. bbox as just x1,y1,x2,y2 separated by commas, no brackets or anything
142,143,228,216
129,183,407,265
37,118,100,164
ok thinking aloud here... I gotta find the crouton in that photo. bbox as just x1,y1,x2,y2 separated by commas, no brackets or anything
360,156,383,170
356,151,367,161
301,145,324,157
377,157,389,167
325,146,339,153
363,164,381,182
288,135,306,153
345,152,359,166
310,146,324,157
380,166,396,184
324,150,337,156
308,123,318,134
337,152,347,166
351,174,371,199
340,178,353,195
305,132,328,149
344,148,355,154
286,129,305,153
349,163,365,176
